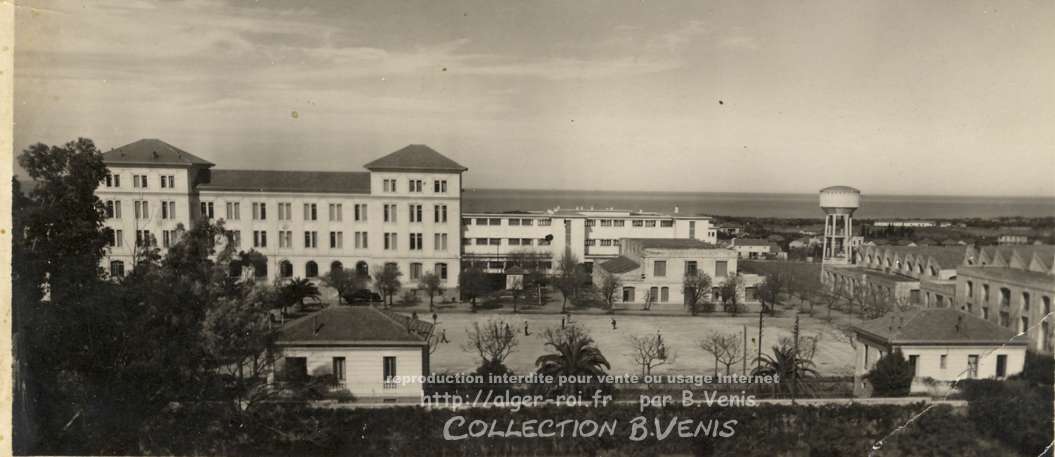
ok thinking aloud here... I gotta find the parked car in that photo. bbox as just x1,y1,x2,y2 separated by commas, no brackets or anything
342,289,382,304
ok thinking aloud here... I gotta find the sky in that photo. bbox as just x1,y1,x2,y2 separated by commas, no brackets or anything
13,0,1055,197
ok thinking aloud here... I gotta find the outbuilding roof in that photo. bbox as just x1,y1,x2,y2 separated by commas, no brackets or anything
854,308,1026,346
277,306,428,346
625,238,717,249
598,256,641,274
199,169,371,194
364,144,467,172
102,138,214,167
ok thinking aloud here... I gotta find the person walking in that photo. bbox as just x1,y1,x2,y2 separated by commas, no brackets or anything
611,318,617,330
524,320,531,336
440,328,449,344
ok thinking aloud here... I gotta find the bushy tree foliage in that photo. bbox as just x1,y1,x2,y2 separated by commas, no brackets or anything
866,349,914,397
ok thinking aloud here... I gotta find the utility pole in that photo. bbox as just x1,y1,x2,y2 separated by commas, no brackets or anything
756,308,764,371
792,312,800,402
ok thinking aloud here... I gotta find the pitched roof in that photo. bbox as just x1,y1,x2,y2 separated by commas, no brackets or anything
854,308,1026,345
363,144,467,172
734,238,773,247
819,185,861,193
198,169,371,194
378,309,435,339
277,306,427,346
598,256,641,274
102,139,214,167
627,238,717,249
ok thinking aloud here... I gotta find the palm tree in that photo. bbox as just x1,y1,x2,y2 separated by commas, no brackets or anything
280,277,320,315
535,325,610,395
751,344,819,398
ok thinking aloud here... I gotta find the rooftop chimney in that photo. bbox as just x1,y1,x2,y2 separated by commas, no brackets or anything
674,205,680,214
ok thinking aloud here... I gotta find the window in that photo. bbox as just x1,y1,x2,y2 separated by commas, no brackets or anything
434,233,448,251
907,355,918,376
109,260,125,277
279,230,292,248
329,203,343,221
939,354,947,369
632,220,644,227
105,200,120,219
476,218,488,225
383,356,397,386
383,179,397,193
136,230,153,247
521,219,533,226
994,354,1007,378
538,237,551,246
600,219,612,227
660,220,674,227
489,238,500,246
654,261,667,277
488,218,501,226
436,263,448,280
982,307,989,320
253,230,267,248
200,201,214,219
160,201,175,220
104,174,120,188
160,175,174,188
333,357,345,382
409,204,423,223
538,219,551,226
409,233,423,250
999,288,1011,307
384,233,398,250
229,230,241,248
661,287,669,302
354,204,368,221
433,179,447,193
252,202,267,220
133,200,150,220
306,261,319,278
614,220,625,227
304,231,318,248
409,179,423,192
967,281,973,298
1045,296,1051,314
1023,292,1031,311
225,202,240,220
520,238,533,246
475,238,488,245
715,260,728,278
410,262,422,280
462,218,472,226
645,220,657,227
585,239,596,246
133,175,148,188
330,231,343,249
304,203,317,221
1020,316,1029,334
982,284,990,302
685,261,698,276
509,218,521,226
384,204,397,223
509,238,522,246
162,229,178,248
354,231,369,249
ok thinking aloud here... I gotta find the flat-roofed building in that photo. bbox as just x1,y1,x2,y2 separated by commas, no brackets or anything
96,139,466,293
461,208,717,273
956,245,1055,353
592,238,737,311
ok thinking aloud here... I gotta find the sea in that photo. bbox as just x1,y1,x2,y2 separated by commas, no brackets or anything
463,189,1055,220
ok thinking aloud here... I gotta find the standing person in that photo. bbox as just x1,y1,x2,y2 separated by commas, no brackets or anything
561,316,566,329
524,320,530,336
611,318,617,330
412,311,419,321
432,312,438,324
440,328,449,344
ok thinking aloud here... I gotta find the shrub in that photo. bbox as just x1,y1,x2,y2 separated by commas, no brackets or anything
398,289,420,306
1010,351,1054,386
960,379,1054,456
867,350,914,397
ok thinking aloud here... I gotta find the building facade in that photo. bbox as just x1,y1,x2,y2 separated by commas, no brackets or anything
593,238,738,310
955,245,1055,353
96,139,466,291
852,308,1027,396
461,208,717,273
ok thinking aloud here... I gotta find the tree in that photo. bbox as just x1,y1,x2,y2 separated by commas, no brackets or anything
699,332,744,377
867,350,914,397
323,267,366,305
719,275,743,316
683,271,713,316
751,344,819,397
629,333,673,377
418,272,443,311
598,270,621,313
508,250,547,306
462,320,519,372
757,272,786,313
373,263,403,307
459,266,490,312
280,278,320,314
555,249,581,312
536,325,611,394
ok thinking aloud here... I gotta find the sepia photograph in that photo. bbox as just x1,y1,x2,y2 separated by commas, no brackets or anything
4,0,1054,455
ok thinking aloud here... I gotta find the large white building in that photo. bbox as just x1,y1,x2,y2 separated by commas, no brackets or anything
461,208,717,273
96,139,466,290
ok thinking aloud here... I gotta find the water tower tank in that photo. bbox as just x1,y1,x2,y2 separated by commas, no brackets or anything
819,185,861,213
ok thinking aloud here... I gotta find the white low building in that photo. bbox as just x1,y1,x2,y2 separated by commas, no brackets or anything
462,208,717,273
271,306,431,402
852,308,1027,396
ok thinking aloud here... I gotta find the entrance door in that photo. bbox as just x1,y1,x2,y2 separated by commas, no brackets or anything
996,354,1007,378
622,287,635,302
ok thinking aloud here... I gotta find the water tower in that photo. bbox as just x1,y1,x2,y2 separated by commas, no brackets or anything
819,186,861,265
